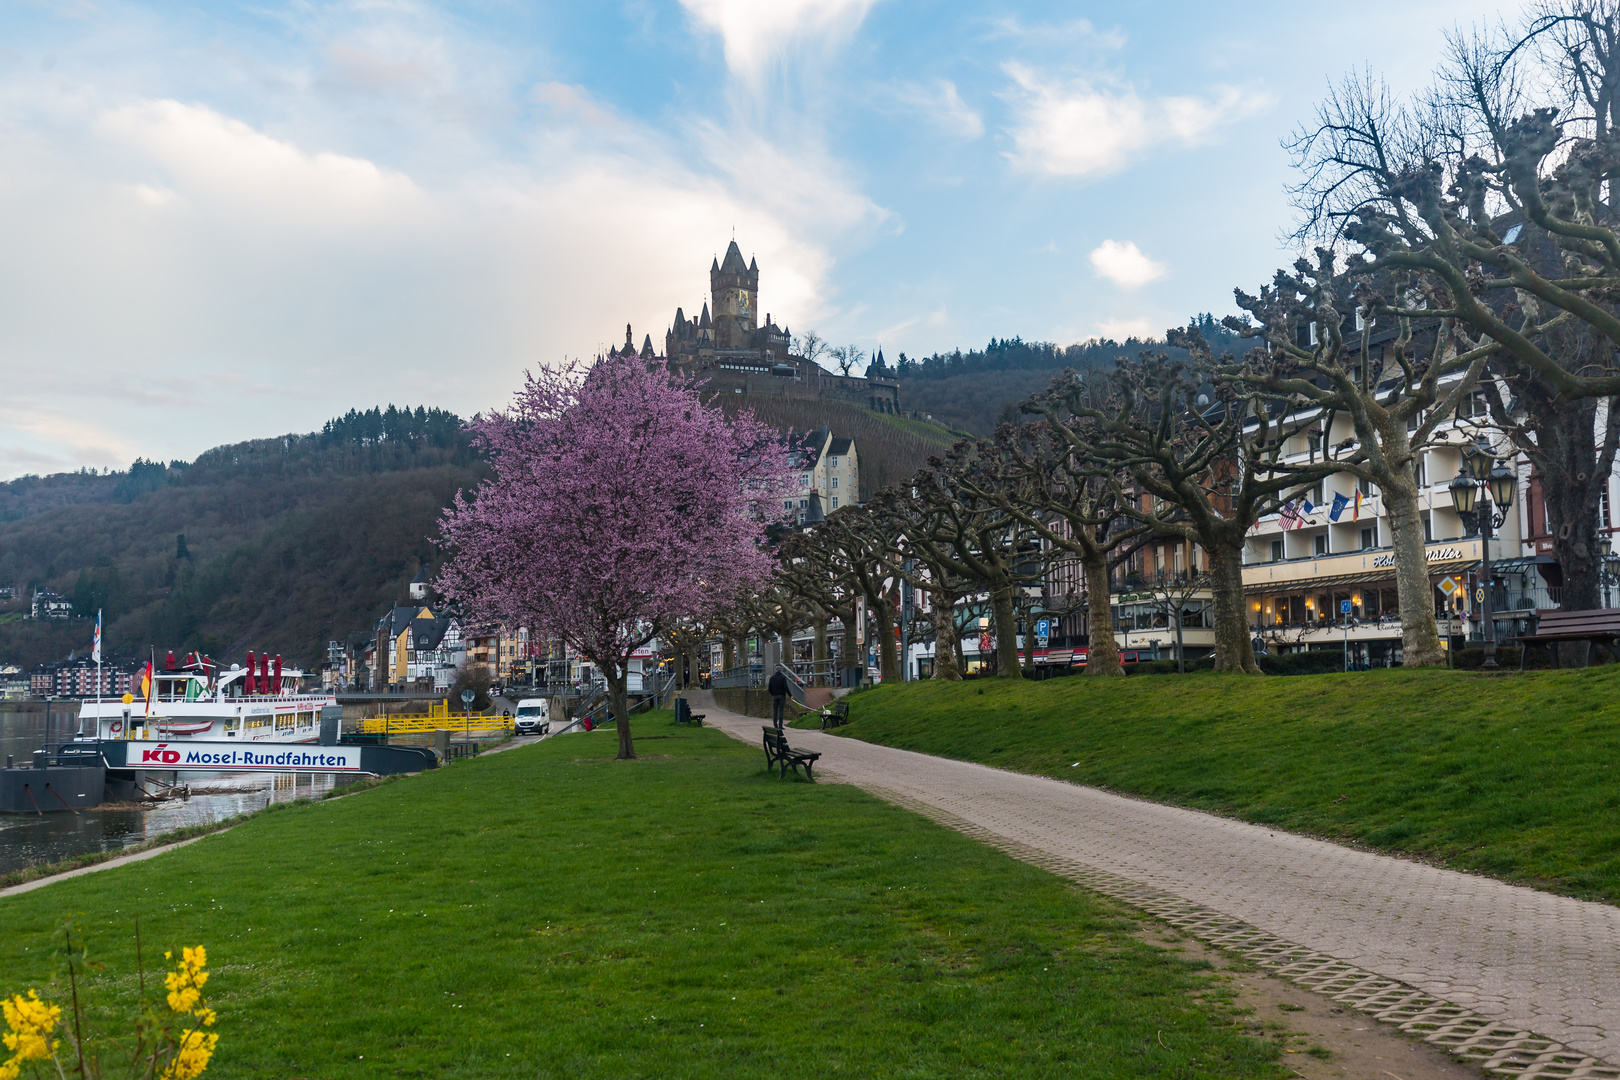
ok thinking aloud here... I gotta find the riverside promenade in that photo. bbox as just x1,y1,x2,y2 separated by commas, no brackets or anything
691,691,1620,1077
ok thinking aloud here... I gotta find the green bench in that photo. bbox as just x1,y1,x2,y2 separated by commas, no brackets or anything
819,700,850,730
762,727,820,781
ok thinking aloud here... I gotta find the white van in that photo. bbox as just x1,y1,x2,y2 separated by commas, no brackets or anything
514,698,550,736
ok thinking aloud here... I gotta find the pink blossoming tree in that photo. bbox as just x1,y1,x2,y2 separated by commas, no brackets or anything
436,352,787,759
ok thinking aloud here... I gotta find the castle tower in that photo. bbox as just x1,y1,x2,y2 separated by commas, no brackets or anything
710,240,758,349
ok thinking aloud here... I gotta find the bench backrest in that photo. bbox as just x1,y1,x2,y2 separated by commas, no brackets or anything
1533,608,1620,634
763,728,787,750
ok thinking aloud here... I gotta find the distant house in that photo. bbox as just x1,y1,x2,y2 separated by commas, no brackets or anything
781,427,860,526
31,590,71,620
408,568,430,602
371,604,465,688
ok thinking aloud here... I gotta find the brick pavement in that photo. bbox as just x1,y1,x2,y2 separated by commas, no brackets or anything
691,692,1620,1075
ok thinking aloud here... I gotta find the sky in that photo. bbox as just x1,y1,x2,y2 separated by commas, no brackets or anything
0,0,1521,480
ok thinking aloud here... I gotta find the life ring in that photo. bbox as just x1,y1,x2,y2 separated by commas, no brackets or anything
110,720,122,733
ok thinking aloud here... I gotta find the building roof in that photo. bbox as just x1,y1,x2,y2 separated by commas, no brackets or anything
829,437,854,456
720,239,749,274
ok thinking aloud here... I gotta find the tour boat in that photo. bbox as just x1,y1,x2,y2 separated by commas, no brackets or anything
77,653,336,744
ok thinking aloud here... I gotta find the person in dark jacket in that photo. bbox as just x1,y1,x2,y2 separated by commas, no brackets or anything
767,670,789,729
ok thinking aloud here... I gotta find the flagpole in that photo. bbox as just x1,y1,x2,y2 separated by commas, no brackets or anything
91,609,102,739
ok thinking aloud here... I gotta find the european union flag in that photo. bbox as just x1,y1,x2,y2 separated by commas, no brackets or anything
1329,492,1350,521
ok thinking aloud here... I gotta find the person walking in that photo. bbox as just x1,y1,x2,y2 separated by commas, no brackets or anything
767,668,789,730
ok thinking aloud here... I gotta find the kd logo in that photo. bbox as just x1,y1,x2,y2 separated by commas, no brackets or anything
141,746,181,764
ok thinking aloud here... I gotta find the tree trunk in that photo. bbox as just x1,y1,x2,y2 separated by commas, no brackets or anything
1018,595,1036,678
1208,544,1260,673
722,636,736,674
607,661,634,760
990,580,1022,678
1082,550,1123,676
871,589,898,683
930,594,962,680
812,613,829,686
1382,472,1446,667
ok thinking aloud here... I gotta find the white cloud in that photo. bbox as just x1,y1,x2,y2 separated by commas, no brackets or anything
679,0,878,80
1095,316,1159,341
0,89,875,478
1001,63,1272,177
890,80,983,139
1089,239,1165,288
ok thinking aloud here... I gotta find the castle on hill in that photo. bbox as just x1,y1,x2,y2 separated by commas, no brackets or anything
612,239,901,414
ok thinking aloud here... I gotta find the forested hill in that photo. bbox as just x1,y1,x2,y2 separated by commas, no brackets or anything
0,406,484,670
893,315,1251,434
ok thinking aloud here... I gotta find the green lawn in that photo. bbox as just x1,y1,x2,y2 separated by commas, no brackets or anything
822,668,1620,904
0,712,1285,1078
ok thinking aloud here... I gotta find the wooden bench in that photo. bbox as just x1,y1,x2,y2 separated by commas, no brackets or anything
819,701,850,730
675,698,705,726
1508,608,1620,668
762,726,820,781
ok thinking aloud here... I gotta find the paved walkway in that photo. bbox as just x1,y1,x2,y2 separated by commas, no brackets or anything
691,692,1620,1073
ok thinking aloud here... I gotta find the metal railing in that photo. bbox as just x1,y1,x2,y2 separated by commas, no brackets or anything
710,665,762,689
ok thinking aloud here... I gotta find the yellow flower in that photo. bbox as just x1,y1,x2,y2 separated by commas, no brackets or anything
159,1028,217,1080
164,946,210,1016
0,991,60,1079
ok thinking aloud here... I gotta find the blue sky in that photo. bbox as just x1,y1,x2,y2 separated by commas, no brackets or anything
0,0,1514,478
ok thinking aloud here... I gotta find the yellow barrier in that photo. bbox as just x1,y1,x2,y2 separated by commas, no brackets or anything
355,700,513,737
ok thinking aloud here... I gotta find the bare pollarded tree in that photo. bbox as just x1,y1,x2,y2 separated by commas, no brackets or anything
1030,348,1351,674
1283,3,1620,617
1223,255,1497,667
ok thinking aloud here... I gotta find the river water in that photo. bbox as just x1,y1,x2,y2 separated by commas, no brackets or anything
0,708,340,877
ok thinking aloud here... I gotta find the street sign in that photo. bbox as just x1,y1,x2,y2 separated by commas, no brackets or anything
460,689,475,705
1339,600,1352,614
1035,618,1050,646
1475,588,1485,604
1438,577,1458,596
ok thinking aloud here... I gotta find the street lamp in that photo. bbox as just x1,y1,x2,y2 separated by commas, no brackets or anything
1601,535,1619,607
1447,442,1518,668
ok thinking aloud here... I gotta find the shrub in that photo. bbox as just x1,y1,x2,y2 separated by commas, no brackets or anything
1257,651,1349,676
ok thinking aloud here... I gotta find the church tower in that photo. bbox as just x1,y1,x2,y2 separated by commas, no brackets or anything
710,240,759,349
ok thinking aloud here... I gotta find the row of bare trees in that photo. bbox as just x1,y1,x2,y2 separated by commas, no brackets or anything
704,2,1620,679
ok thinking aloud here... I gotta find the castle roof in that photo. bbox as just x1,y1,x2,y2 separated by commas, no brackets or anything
749,256,758,271
720,240,748,274
699,303,711,329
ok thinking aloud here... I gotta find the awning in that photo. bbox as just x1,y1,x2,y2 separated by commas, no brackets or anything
1244,558,1478,596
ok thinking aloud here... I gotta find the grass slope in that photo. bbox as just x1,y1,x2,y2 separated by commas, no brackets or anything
0,713,1285,1078
827,670,1620,904
717,396,959,499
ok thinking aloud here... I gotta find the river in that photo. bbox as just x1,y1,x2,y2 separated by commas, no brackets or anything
0,708,340,877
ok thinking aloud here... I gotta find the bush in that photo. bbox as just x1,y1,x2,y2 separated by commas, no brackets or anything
1257,651,1349,676
1135,657,1215,675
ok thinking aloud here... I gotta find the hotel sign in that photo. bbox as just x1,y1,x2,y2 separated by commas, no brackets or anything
1371,546,1462,569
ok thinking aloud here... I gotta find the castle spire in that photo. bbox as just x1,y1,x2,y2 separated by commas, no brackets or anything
720,239,748,274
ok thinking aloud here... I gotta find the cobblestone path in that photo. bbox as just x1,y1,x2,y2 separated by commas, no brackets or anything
691,692,1620,1077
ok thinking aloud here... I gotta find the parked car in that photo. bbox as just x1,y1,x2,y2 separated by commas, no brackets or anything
514,698,550,736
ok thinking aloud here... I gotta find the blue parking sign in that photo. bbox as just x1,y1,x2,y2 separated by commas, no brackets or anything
1340,600,1352,614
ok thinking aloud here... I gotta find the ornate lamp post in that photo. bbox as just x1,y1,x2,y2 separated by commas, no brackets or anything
1448,436,1518,668
1601,535,1619,608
